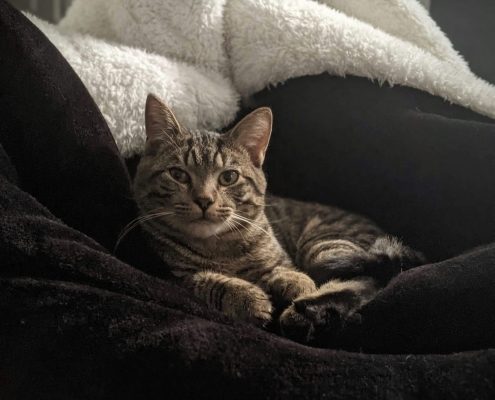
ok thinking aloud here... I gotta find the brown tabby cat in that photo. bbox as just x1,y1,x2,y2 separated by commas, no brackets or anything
133,94,424,341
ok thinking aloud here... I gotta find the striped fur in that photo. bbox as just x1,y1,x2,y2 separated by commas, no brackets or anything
133,94,424,338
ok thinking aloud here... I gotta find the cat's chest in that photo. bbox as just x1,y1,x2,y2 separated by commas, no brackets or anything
155,235,287,275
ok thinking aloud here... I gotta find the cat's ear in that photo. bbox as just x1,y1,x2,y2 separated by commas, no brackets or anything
229,107,273,168
145,93,184,141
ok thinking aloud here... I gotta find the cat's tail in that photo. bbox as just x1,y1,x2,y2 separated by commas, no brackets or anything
307,236,426,286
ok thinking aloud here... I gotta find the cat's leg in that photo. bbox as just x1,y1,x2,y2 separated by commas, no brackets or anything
294,212,424,287
301,235,425,286
281,214,424,340
279,277,377,341
299,238,368,284
239,265,317,305
184,271,273,326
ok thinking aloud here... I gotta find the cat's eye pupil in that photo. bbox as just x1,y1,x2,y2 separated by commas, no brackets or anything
169,167,189,183
219,170,239,186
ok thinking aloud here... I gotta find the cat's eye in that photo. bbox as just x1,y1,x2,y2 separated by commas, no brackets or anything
218,170,239,186
169,167,190,184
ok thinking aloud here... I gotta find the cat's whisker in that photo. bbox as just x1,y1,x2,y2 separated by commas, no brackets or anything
116,212,169,246
118,207,167,231
231,213,271,236
114,210,175,254
224,217,247,242
232,218,251,237
226,217,239,232
231,218,249,242
115,212,174,252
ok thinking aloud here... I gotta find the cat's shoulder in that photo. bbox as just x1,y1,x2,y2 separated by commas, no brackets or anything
265,193,343,220
266,193,338,210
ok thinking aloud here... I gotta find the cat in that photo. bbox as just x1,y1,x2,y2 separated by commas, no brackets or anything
133,93,424,341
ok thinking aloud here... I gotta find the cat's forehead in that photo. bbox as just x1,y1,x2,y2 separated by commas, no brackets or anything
179,129,242,169
189,129,221,148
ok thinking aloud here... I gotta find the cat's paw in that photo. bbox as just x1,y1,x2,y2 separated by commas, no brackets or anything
279,281,370,342
279,303,315,342
225,285,273,327
279,298,360,343
270,270,317,304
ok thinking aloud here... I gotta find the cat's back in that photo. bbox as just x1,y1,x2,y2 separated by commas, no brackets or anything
264,194,383,258
265,194,340,226
264,194,342,256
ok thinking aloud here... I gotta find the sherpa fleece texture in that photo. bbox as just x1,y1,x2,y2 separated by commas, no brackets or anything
24,13,239,159
21,0,495,158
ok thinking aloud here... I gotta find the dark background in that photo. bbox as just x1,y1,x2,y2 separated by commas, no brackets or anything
431,0,495,84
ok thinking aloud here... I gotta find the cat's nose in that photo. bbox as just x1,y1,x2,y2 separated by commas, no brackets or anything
194,197,214,212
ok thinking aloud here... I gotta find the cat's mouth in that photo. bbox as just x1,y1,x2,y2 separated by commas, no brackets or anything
186,218,228,238
191,215,219,223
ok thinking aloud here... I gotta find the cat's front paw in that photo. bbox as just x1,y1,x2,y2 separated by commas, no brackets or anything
270,269,317,304
224,285,273,327
279,303,315,342
279,300,356,343
279,282,368,342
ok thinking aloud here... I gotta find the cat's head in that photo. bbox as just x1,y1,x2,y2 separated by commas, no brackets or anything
134,94,272,239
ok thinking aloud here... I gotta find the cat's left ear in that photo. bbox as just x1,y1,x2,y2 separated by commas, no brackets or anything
145,93,184,141
228,107,273,168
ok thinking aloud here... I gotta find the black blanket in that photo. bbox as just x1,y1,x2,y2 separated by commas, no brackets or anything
1,2,495,399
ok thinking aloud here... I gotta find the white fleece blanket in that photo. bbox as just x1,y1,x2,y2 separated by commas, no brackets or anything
26,0,495,157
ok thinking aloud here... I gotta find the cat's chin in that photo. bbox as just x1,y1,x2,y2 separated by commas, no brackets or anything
185,220,228,239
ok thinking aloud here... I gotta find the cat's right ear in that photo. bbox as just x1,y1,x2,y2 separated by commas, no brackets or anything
228,107,273,168
145,94,183,141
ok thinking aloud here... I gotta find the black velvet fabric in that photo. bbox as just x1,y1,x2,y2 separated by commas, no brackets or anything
3,143,495,399
0,0,135,251
1,1,495,399
250,75,495,261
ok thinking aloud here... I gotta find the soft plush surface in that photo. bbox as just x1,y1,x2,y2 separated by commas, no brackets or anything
22,0,495,158
2,2,495,399
24,13,239,158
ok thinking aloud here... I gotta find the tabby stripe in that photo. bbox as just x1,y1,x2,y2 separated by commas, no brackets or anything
146,191,169,200
304,240,362,266
243,266,273,283
342,224,375,237
148,188,172,196
212,148,221,167
298,230,347,251
149,169,164,180
318,213,352,227
149,229,212,261
235,265,257,276
238,198,258,207
192,148,200,166
245,176,264,196
214,141,225,167
253,268,280,286
208,276,222,307
184,138,193,165
216,279,232,310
